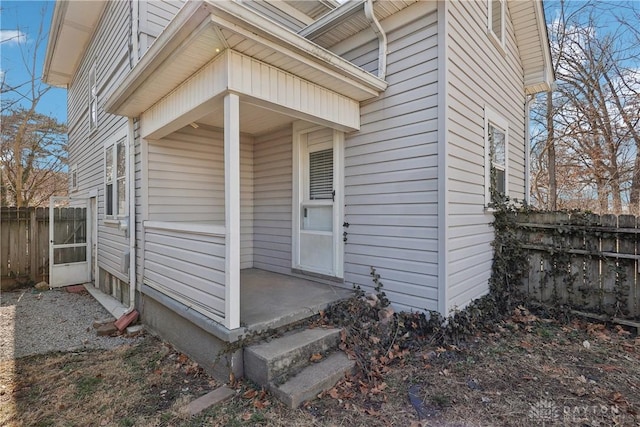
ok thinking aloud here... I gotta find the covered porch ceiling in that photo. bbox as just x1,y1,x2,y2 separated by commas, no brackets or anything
105,0,387,139
197,102,294,137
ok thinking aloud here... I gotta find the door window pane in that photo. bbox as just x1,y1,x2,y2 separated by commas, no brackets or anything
302,205,332,232
53,208,87,244
53,246,87,265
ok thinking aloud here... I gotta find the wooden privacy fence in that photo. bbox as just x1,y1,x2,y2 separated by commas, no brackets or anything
1,207,50,288
513,211,640,319
1,207,86,289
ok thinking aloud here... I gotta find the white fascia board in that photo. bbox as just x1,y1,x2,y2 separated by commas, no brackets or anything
534,0,555,89
298,0,366,39
42,0,67,86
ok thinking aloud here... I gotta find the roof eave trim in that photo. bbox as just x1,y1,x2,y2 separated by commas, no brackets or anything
299,0,366,39
42,1,68,86
535,0,555,90
42,0,107,87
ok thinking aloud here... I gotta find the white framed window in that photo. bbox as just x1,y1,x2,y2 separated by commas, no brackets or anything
484,107,509,206
105,134,127,218
89,63,98,130
488,0,506,50
70,164,78,192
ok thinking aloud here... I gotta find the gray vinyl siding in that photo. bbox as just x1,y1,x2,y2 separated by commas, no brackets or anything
147,126,254,268
67,0,131,284
241,132,255,269
253,127,293,274
339,3,440,313
148,128,225,223
138,0,185,56
144,228,226,319
446,0,526,310
340,38,379,76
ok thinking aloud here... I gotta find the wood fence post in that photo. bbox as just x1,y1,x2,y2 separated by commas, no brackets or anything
600,214,617,313
618,215,636,317
30,208,37,283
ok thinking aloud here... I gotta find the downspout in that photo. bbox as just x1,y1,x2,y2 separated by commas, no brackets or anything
126,117,136,314
364,0,387,80
125,0,138,314
524,94,535,205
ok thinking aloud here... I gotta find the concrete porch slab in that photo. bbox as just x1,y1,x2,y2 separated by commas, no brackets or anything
240,269,352,333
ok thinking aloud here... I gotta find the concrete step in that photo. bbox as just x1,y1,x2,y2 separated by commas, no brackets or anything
244,328,341,386
270,352,355,408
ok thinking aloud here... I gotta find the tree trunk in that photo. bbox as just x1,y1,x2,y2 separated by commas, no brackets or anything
546,92,557,210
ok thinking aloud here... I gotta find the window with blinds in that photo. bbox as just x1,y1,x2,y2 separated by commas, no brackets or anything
309,148,333,200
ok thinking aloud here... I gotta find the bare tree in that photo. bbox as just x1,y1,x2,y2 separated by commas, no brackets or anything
0,5,68,207
531,1,640,214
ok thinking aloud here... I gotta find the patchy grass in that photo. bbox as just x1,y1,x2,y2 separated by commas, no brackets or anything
0,335,218,427
1,318,638,426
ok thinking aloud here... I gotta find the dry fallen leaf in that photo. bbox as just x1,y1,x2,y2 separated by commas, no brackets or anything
253,399,270,409
365,407,380,416
371,382,388,394
329,388,340,399
310,353,323,362
615,325,631,336
242,389,258,399
611,391,626,403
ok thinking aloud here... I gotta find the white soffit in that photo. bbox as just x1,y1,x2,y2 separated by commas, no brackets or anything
43,0,107,87
105,0,386,118
509,0,555,93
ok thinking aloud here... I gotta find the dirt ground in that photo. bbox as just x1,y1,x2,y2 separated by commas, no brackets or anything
1,314,638,426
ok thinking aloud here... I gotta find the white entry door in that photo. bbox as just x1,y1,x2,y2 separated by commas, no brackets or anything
49,197,90,287
293,124,344,277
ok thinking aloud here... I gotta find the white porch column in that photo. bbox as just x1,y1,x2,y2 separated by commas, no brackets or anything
224,93,241,330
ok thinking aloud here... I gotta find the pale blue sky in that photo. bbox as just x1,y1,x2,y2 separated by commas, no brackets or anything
1,0,66,123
